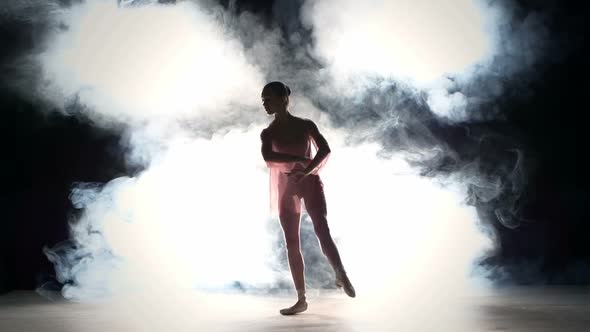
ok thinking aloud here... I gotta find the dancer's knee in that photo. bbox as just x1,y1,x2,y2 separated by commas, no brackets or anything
279,211,300,226
285,237,300,251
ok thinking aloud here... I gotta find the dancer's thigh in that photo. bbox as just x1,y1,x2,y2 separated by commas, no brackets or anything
278,192,302,238
302,175,328,220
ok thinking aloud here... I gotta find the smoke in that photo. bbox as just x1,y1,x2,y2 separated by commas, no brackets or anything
299,0,554,228
301,0,550,123
302,0,491,84
0,0,553,314
38,0,264,127
45,131,279,299
299,0,576,289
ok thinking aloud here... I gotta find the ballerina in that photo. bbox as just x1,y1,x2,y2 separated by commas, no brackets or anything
260,81,355,315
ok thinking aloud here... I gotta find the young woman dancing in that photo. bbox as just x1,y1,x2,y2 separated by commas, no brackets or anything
260,81,355,315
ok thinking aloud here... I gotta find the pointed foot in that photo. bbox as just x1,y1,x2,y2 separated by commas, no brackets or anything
336,273,356,298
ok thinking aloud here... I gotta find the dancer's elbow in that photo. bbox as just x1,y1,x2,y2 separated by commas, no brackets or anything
262,152,275,163
262,152,280,166
261,146,274,162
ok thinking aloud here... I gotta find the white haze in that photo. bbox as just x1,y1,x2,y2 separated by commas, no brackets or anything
32,0,524,314
40,0,264,124
302,0,491,84
302,0,519,122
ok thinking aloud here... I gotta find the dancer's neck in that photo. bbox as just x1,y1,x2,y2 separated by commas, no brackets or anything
274,110,291,123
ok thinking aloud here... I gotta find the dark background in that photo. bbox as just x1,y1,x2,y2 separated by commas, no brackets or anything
1,0,588,293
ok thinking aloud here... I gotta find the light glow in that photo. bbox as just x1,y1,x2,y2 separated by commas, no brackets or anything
304,0,492,85
41,0,263,121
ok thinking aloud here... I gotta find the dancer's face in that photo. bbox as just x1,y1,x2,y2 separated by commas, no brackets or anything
261,89,287,115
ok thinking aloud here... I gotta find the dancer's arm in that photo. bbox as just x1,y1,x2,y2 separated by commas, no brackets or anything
260,129,310,164
301,120,331,176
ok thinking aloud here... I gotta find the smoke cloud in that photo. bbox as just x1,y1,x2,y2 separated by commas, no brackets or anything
300,0,550,126
2,0,555,312
39,0,265,126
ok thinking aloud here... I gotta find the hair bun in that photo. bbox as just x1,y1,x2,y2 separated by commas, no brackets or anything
263,81,291,97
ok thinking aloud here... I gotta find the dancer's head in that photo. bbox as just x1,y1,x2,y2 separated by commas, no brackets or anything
261,81,291,115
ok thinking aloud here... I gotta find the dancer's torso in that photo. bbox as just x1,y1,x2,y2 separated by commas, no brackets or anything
263,115,326,214
266,116,312,173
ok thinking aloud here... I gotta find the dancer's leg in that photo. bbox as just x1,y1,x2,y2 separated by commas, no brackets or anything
278,193,307,314
279,209,304,292
308,212,345,273
303,176,355,297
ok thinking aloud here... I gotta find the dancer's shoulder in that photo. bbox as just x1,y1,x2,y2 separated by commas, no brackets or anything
260,127,271,140
300,118,320,134
291,115,317,129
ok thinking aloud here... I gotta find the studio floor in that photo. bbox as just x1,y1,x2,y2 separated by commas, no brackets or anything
1,287,590,331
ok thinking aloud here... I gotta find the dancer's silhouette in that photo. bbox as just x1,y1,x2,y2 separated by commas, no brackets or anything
260,82,355,315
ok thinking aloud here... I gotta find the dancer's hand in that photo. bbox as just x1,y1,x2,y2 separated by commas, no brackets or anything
287,170,308,183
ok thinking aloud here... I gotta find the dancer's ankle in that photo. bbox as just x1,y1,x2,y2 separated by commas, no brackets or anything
296,289,306,301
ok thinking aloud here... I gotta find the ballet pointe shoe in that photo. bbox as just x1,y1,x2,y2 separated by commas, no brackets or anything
279,299,308,315
335,271,356,298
